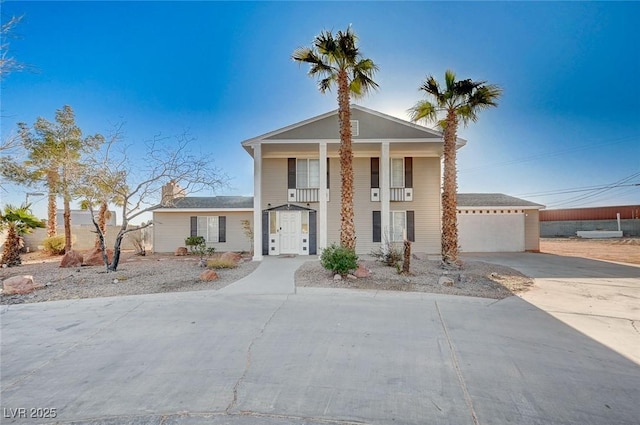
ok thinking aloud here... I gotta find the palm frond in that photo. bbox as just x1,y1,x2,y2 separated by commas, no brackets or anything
319,76,335,93
408,100,438,124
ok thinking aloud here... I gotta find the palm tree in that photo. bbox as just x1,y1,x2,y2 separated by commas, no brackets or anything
409,70,501,265
292,26,378,250
0,204,45,267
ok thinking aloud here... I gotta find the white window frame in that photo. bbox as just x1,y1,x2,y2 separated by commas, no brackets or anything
390,157,404,188
350,120,359,136
296,158,320,189
390,211,406,242
197,216,219,244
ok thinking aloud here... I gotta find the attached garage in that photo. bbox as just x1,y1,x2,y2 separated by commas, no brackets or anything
457,194,544,253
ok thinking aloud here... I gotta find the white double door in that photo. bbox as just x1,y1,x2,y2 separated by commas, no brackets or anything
277,211,301,255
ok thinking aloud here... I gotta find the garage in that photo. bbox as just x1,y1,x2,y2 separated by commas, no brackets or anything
457,194,545,253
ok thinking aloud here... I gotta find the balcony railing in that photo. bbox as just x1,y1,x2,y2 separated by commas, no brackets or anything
287,188,329,203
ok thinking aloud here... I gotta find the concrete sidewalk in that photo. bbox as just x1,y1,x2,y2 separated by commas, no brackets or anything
218,255,314,295
1,254,639,424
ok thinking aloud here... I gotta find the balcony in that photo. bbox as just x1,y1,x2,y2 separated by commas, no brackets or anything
287,188,329,203
372,188,414,202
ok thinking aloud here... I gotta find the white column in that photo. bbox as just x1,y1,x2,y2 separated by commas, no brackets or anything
252,143,263,261
318,141,328,252
380,141,390,248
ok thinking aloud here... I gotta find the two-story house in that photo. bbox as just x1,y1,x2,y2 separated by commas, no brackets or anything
243,104,457,260
151,105,543,256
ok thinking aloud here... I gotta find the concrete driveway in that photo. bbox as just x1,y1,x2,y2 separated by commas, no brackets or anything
463,252,640,364
1,254,639,425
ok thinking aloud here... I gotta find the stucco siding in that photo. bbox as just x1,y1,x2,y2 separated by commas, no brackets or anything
524,209,540,251
153,211,252,253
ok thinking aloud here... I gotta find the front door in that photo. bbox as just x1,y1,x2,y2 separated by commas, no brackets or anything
279,211,300,254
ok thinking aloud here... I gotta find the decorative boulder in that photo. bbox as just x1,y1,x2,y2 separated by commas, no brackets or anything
333,274,342,281
60,250,83,268
439,276,455,287
3,275,40,295
175,247,188,256
354,263,371,278
220,252,242,263
199,270,219,281
83,248,114,266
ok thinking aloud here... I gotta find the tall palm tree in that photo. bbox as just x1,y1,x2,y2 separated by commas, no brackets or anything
292,26,378,250
0,204,45,267
409,70,501,265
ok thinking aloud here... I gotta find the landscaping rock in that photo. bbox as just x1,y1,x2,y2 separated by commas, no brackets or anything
333,274,342,281
354,263,371,278
200,270,219,281
60,250,83,268
175,247,188,256
3,275,40,295
83,248,113,266
439,276,455,287
347,274,357,280
220,252,242,263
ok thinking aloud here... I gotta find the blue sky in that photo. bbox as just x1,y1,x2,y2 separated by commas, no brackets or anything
1,1,638,223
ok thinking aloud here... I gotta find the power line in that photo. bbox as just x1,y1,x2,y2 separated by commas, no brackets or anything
543,172,640,208
517,182,640,197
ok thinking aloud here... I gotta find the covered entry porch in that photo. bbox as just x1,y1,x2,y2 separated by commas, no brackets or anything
262,204,317,256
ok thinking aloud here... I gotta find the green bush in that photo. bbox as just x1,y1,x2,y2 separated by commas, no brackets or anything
185,236,206,254
320,244,358,276
42,235,66,255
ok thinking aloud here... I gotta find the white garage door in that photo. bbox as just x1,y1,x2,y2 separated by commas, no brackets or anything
458,212,525,252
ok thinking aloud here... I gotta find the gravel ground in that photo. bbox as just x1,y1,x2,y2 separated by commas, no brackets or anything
2,251,533,304
296,257,533,299
0,251,259,305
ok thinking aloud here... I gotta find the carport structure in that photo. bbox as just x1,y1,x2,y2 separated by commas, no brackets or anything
457,193,545,253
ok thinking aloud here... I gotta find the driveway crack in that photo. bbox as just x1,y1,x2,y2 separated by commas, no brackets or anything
226,295,289,413
435,301,480,425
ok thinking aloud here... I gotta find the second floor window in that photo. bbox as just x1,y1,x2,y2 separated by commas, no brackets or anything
297,159,320,188
390,158,404,188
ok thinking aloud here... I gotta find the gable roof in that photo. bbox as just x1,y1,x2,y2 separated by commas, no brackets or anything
154,196,254,211
242,104,466,155
457,193,545,209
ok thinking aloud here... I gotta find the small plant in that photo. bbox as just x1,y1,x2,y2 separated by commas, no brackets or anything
127,229,146,256
185,235,215,266
207,258,238,269
240,219,254,256
42,235,66,255
185,236,206,253
320,243,358,276
370,238,403,267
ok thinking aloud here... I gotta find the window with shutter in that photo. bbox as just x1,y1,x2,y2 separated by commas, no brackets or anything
194,216,220,243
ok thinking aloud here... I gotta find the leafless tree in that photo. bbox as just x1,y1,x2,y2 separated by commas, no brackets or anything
82,132,227,271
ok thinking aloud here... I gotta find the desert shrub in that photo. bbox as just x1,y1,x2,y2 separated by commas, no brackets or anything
320,243,358,276
185,236,206,254
207,258,238,269
42,235,66,255
370,240,403,267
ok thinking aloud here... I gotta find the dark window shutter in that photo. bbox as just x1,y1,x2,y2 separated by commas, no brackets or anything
218,216,226,242
405,157,413,188
407,211,415,242
262,211,269,255
372,211,381,243
371,157,379,188
288,158,296,189
309,211,317,255
326,158,330,189
190,216,197,237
